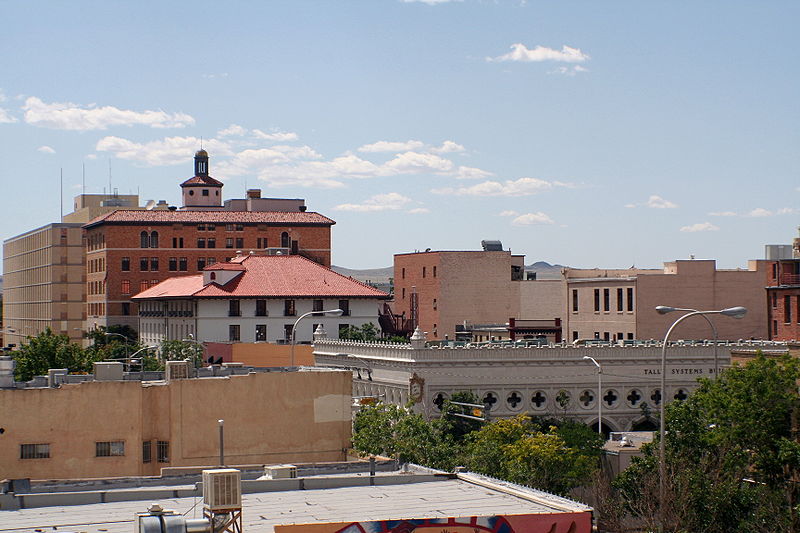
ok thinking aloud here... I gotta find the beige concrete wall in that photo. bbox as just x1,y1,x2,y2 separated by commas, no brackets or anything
0,370,351,480
565,279,637,341
518,279,565,320
3,223,85,347
636,260,769,340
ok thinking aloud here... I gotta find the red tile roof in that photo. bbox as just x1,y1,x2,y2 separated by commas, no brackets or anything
203,263,246,271
181,175,224,187
84,209,335,228
132,255,390,300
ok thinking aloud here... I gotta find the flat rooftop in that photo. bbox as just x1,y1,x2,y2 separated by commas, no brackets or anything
0,468,591,532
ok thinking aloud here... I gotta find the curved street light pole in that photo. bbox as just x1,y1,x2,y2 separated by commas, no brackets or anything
583,356,602,436
656,306,721,375
104,331,130,361
291,308,343,366
657,306,746,533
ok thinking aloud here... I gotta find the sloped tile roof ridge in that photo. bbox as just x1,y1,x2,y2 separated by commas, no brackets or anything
267,254,390,293
181,174,224,187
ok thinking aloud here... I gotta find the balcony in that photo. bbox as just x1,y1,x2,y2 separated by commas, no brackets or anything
778,274,800,286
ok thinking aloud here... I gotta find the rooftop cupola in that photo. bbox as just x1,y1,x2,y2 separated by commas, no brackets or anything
180,150,224,210
195,149,209,176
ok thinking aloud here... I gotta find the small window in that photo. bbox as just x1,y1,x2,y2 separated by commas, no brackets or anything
140,257,149,271
339,300,350,316
572,331,578,341
281,232,290,248
226,238,234,248
198,224,206,231
235,238,243,249
20,443,50,459
594,289,600,312
433,266,437,277
284,299,296,316
150,257,158,271
121,257,130,271
235,224,243,231
142,441,152,463
627,288,634,311
202,189,209,197
422,266,426,278
313,299,324,316
229,324,241,342
432,298,437,310
140,231,149,248
197,258,206,270
572,289,578,312
207,224,215,231
149,231,159,248
96,441,125,457
157,441,170,463
179,257,188,271
603,288,610,312
207,238,216,249
122,302,131,316
197,238,206,248
617,288,623,312
785,296,792,324
229,300,241,317
402,268,405,279
169,257,178,271
255,299,267,316
121,280,131,294
255,324,267,342
140,280,149,292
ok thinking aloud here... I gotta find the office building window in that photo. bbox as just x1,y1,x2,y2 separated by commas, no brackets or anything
627,333,634,340
313,299,323,316
594,289,600,312
785,296,792,323
121,280,131,294
255,299,267,316
142,441,152,463
402,287,406,299
140,257,149,271
422,266,426,278
281,232,290,248
627,288,634,311
572,289,578,312
226,238,234,248
157,441,170,463
150,231,159,248
572,331,578,341
402,268,405,279
150,257,158,271
197,238,206,248
179,257,188,271
20,443,50,459
229,324,241,342
284,324,294,341
617,288,623,311
207,238,216,248
255,324,267,342
339,300,350,316
603,289,610,312
433,266,437,277
121,257,130,271
96,441,125,457
229,300,241,317
172,237,184,249
284,300,296,316
235,238,243,249
603,332,610,341
140,231,149,248
197,258,206,270
122,302,131,316
140,280,149,292
169,257,177,271
235,224,243,231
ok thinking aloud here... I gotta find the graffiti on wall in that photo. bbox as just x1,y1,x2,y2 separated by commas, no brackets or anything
274,513,591,533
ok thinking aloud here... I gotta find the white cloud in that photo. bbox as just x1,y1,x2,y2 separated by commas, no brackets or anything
431,140,465,154
646,195,678,209
217,124,247,137
202,72,229,79
511,212,555,226
456,166,493,180
37,145,55,154
384,151,455,174
334,192,412,212
488,44,590,63
357,140,425,153
252,129,299,142
746,208,772,217
777,207,798,215
551,65,589,76
433,177,558,197
0,108,17,123
408,207,430,214
86,154,98,160
0,90,6,103
624,203,636,209
96,136,233,167
680,222,720,233
709,211,737,217
499,210,518,217
23,97,195,131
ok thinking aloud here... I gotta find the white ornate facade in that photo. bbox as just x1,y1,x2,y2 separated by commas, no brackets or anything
314,332,787,432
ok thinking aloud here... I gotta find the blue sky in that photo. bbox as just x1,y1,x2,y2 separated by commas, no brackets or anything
1,1,798,269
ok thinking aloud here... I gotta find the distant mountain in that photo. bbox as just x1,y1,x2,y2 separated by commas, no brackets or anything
525,261,566,280
332,266,393,283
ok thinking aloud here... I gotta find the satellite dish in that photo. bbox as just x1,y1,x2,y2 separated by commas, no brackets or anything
145,200,156,210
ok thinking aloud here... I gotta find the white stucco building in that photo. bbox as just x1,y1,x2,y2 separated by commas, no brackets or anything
314,330,788,433
133,253,389,345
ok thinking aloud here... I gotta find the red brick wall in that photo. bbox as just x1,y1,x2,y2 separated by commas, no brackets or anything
768,288,800,341
86,221,332,329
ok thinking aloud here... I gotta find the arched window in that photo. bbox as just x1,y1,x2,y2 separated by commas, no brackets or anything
140,231,149,248
281,232,290,248
210,272,216,281
149,231,159,248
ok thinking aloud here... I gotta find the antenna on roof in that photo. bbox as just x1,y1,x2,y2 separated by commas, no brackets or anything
82,162,86,196
200,136,203,150
108,159,112,196
59,168,63,220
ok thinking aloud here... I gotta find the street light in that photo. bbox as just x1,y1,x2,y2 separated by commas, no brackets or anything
182,333,205,368
656,306,746,533
656,306,722,375
290,308,343,366
583,356,602,437
104,332,131,362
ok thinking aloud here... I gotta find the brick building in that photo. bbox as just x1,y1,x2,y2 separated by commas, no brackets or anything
83,150,335,331
766,257,800,341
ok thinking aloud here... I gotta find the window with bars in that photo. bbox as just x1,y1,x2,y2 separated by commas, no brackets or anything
255,324,267,342
142,441,152,463
229,300,241,317
20,443,50,459
121,280,131,294
229,324,241,342
96,441,125,457
157,441,170,463
255,299,267,316
284,299,296,316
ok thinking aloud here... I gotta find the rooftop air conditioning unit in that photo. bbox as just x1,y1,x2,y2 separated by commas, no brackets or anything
202,469,241,511
264,464,297,479
165,360,190,381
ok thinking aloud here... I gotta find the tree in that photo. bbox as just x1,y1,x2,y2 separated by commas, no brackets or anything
438,391,485,442
613,353,800,532
13,328,100,381
464,415,601,496
339,323,381,341
158,339,203,368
